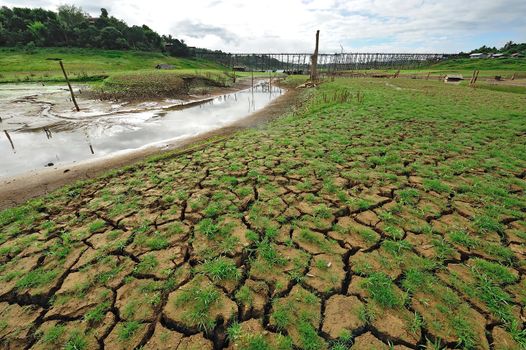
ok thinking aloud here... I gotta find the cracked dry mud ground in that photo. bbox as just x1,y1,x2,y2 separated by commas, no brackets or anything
1,77,525,350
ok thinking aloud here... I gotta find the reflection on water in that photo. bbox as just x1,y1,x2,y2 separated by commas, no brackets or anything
0,82,283,178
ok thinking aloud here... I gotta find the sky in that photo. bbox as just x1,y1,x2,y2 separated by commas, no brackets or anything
3,0,526,53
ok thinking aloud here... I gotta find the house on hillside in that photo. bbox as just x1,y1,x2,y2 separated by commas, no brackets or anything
511,53,524,58
470,53,488,59
491,53,507,59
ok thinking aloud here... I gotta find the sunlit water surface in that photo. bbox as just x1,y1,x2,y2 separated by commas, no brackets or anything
0,82,283,178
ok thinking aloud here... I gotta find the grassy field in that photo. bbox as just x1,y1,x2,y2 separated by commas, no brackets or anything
470,82,526,95
1,76,526,349
430,57,526,72
0,47,225,83
342,57,526,80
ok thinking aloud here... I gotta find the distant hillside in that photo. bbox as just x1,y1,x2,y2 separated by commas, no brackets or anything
0,5,189,56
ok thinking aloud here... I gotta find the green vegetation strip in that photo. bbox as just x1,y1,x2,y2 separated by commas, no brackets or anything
0,47,224,83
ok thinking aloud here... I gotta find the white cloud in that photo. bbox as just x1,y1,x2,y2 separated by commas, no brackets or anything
3,0,525,53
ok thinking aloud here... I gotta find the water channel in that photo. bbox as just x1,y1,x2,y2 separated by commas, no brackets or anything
0,82,283,179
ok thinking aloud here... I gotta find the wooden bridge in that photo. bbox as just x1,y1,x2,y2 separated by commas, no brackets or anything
193,51,451,72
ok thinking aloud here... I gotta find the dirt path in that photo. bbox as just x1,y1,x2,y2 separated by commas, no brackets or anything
0,83,300,210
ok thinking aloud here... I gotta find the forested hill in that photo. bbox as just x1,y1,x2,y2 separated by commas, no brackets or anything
0,5,190,56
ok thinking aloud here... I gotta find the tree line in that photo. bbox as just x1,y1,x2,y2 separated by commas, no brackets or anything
0,5,190,56
461,41,526,56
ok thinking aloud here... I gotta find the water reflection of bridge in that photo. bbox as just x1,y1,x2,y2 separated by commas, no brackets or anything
194,52,450,72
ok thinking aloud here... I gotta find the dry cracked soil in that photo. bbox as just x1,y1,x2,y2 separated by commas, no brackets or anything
0,77,525,350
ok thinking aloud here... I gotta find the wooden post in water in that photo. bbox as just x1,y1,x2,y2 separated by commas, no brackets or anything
59,60,80,111
310,30,320,83
47,58,80,111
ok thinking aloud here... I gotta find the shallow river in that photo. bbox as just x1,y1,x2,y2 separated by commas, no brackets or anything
0,82,283,179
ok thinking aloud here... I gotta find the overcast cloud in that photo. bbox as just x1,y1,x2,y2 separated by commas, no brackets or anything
3,0,525,53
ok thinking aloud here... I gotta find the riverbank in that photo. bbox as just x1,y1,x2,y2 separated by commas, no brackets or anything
0,79,300,209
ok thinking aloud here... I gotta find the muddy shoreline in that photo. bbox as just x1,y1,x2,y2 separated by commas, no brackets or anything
0,81,300,210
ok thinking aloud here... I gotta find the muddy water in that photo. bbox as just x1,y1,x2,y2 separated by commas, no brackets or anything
0,82,283,179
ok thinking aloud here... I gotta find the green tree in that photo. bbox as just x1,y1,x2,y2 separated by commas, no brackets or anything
57,4,87,45
100,26,125,49
77,25,98,47
126,25,146,49
163,34,190,57
0,23,7,46
0,5,187,52
27,21,46,45
503,41,514,51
